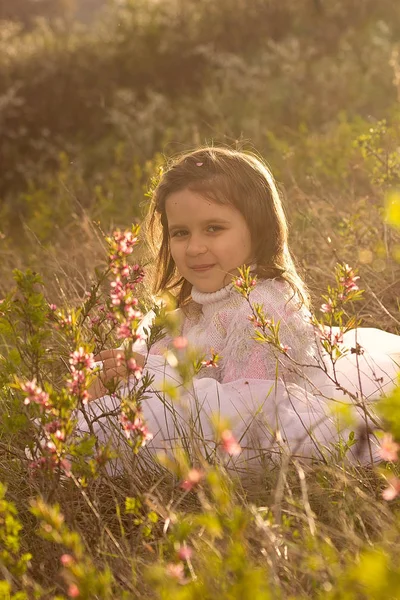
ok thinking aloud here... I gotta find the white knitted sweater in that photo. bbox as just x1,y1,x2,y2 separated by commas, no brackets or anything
148,278,320,385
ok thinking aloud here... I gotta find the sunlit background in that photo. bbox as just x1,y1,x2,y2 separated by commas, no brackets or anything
1,0,399,328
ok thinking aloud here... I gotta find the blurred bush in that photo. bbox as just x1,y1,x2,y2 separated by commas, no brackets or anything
1,0,400,207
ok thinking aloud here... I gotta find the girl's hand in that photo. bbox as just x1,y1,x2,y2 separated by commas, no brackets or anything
87,349,145,401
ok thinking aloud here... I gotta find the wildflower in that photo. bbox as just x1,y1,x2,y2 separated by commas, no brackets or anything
46,441,57,453
67,583,80,598
69,347,95,370
127,357,143,379
173,336,188,350
196,162,203,166
124,304,142,320
166,562,185,581
120,413,153,445
248,314,272,328
21,379,51,409
320,299,334,313
48,303,57,311
235,277,245,288
221,429,242,456
45,420,62,434
201,351,219,368
44,423,65,443
67,369,89,403
60,554,74,567
117,322,133,339
379,433,400,462
115,352,124,367
382,476,400,501
112,230,138,256
339,264,360,292
180,468,204,491
178,545,193,561
58,313,73,329
279,343,291,353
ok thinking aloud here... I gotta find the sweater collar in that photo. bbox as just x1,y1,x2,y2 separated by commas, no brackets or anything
190,264,257,306
191,281,235,306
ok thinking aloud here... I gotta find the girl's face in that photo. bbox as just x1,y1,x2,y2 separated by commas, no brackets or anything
165,188,253,293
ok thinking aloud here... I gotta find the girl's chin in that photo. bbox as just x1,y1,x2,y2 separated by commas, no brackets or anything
191,279,229,293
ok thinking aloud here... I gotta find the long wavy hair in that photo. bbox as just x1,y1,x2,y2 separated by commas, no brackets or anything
141,145,311,311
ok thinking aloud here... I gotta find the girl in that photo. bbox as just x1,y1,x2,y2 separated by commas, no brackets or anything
81,146,400,468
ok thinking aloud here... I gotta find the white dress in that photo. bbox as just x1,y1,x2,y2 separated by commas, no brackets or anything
78,279,400,471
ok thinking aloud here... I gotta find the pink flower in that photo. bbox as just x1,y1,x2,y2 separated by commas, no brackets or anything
178,546,193,561
201,351,219,369
58,313,73,329
21,379,51,409
248,314,271,328
45,420,61,433
67,583,80,598
173,336,188,350
112,230,138,255
120,413,153,445
60,554,74,567
320,299,334,313
279,344,291,353
69,347,95,370
196,162,204,166
339,264,360,292
116,322,132,339
127,358,143,379
46,441,57,453
180,468,204,491
382,476,400,501
166,562,185,580
221,429,241,456
379,433,400,462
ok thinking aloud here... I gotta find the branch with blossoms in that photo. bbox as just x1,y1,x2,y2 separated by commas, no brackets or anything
232,265,370,404
231,264,385,461
101,226,157,449
309,263,364,365
15,344,100,481
8,225,162,483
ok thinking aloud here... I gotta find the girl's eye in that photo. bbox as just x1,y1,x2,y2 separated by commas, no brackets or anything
171,226,223,238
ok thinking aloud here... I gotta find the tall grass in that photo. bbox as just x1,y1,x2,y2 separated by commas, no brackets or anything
1,0,400,597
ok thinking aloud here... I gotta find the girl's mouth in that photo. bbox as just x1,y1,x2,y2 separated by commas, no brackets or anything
191,264,215,272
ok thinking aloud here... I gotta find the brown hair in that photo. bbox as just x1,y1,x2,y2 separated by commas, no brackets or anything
141,145,311,310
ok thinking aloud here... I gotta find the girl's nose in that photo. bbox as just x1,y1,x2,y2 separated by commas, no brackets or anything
185,236,207,256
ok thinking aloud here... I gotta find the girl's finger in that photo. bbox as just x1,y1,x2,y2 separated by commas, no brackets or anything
93,349,124,361
101,356,126,372
99,364,128,384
